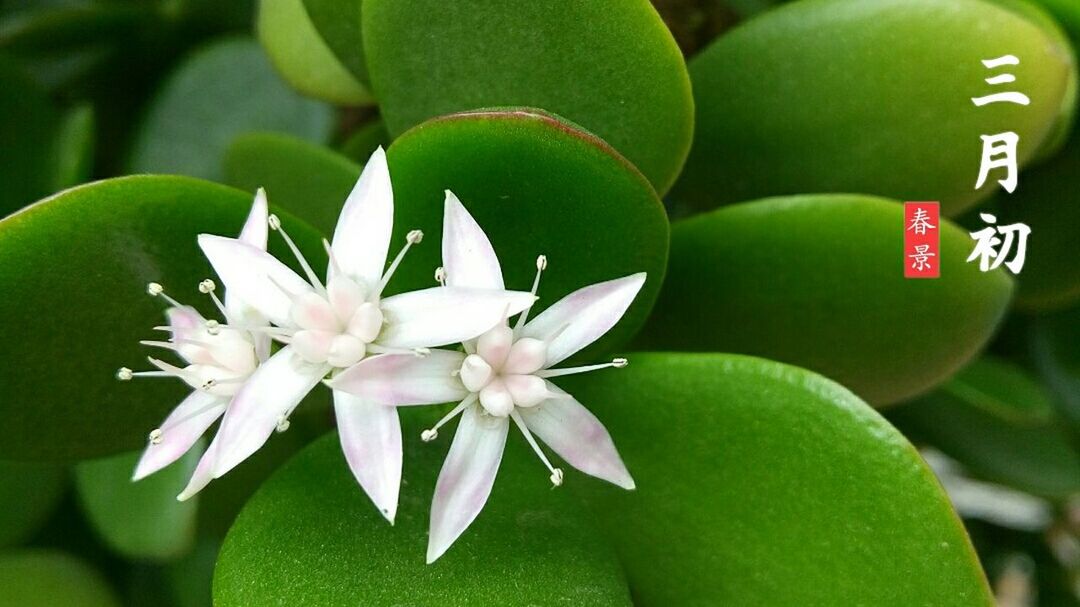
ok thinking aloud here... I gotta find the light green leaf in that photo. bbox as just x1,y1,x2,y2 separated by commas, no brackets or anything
75,448,200,560
672,0,1075,216
638,194,1014,405
214,423,631,605
302,0,368,84
560,352,994,606
127,36,335,181
0,550,120,607
257,0,371,105
0,175,326,461
384,109,669,359
224,131,362,235
890,358,1080,500
0,461,65,547
362,0,693,194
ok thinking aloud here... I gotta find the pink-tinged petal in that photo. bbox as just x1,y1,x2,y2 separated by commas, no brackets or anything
237,188,269,250
166,306,210,364
177,433,220,501
379,287,535,349
519,383,634,490
330,146,393,287
427,405,508,563
198,234,310,327
521,273,646,367
132,391,227,481
334,391,402,523
476,324,512,369
442,191,504,290
212,347,329,477
328,350,468,406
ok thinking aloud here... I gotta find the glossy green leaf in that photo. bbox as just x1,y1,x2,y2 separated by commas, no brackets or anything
302,0,368,85
0,550,120,607
1032,0,1080,45
214,424,632,605
75,448,200,560
0,175,326,461
672,0,1075,217
363,0,693,195
889,358,1080,500
224,131,362,235
127,37,335,181
385,109,669,358
0,57,58,216
638,194,1014,405
0,461,65,547
997,139,1080,310
558,352,993,606
257,0,371,105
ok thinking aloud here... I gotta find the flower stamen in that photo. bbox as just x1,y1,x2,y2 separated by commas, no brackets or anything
421,394,477,442
377,229,424,297
537,358,628,378
146,282,188,309
510,409,563,486
434,266,446,286
116,367,171,381
269,214,326,294
514,255,547,331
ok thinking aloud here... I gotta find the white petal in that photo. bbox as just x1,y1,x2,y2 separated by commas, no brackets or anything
166,306,209,364
476,324,512,369
132,391,227,481
427,405,508,563
238,188,269,251
478,379,514,417
521,273,646,367
177,433,221,501
334,391,402,523
503,374,549,408
442,191,504,290
330,146,393,287
212,347,328,477
328,350,468,405
198,234,310,327
519,384,634,490
378,287,535,349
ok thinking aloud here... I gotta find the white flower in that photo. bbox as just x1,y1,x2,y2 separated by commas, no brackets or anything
329,192,643,562
196,148,536,522
121,190,272,499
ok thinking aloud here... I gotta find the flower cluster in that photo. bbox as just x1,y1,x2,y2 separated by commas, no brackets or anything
119,148,645,561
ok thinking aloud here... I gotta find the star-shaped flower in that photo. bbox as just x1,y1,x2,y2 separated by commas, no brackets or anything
120,189,271,498
330,191,643,561
196,149,536,522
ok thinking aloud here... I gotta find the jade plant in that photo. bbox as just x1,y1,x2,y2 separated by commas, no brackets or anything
0,0,1078,605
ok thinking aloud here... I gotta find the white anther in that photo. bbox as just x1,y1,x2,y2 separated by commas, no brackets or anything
276,416,291,433
421,429,438,442
204,319,221,335
434,267,446,285
202,379,217,390
147,282,164,296
149,428,163,444
550,468,564,487
116,367,133,381
613,357,628,368
413,347,430,357
198,279,216,294
267,214,282,230
536,255,548,271
406,229,424,244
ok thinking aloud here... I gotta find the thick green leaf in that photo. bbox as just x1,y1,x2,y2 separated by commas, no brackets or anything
1031,304,1080,428
672,0,1075,217
0,175,326,461
558,352,993,606
0,550,120,607
224,131,362,235
997,139,1080,310
257,0,371,105
75,448,200,560
0,57,58,216
890,358,1080,500
1032,0,1080,45
0,461,65,547
385,109,669,358
51,104,94,191
214,424,632,605
127,36,335,181
638,194,1014,405
302,0,368,85
363,0,693,195
339,119,389,162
